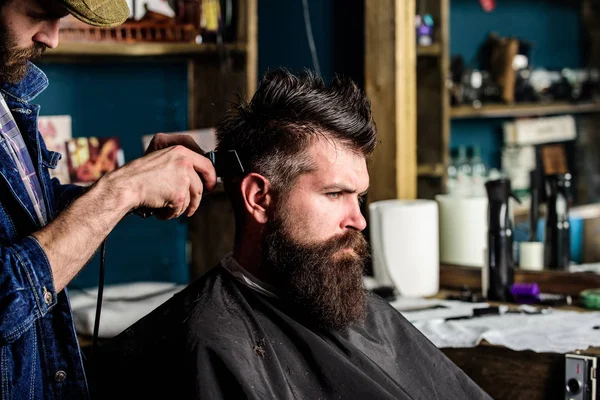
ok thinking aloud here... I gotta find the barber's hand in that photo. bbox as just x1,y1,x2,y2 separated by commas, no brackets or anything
144,133,205,156
108,145,217,219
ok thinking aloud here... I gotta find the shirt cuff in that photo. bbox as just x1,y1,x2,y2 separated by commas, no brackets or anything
13,235,57,315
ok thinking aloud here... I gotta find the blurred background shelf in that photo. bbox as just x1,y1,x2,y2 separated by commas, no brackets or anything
417,163,446,177
451,102,600,119
44,41,248,58
417,43,441,56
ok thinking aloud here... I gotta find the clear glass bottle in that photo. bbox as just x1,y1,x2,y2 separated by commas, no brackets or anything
447,148,458,195
470,146,488,197
455,145,472,196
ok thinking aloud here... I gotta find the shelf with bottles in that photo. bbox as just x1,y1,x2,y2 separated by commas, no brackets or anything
450,101,600,120
446,145,491,198
43,41,248,59
444,145,540,214
417,43,441,57
43,0,250,60
417,163,446,177
415,0,444,58
448,31,600,120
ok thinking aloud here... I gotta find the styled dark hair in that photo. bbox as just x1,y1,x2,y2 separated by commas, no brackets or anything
216,68,377,198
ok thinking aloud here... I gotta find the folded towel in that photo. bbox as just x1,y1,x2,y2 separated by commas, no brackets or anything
69,281,185,338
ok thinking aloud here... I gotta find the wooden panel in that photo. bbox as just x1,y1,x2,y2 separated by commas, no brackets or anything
189,190,235,280
419,0,441,43
187,0,256,130
417,163,445,177
583,0,600,68
236,0,248,42
417,176,443,199
579,1,600,206
417,44,441,56
243,0,258,97
365,0,417,201
188,52,247,128
187,54,242,277
417,57,443,165
415,0,448,199
439,0,450,193
187,0,257,279
440,264,600,297
442,346,565,400
440,264,483,290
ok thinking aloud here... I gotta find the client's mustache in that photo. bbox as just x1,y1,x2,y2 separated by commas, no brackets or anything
318,229,367,254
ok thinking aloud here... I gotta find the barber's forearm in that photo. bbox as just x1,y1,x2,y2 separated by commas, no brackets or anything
32,174,137,292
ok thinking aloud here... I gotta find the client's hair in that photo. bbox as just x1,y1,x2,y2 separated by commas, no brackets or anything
215,67,377,219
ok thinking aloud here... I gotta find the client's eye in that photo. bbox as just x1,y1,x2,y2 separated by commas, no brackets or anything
358,195,366,205
326,192,342,200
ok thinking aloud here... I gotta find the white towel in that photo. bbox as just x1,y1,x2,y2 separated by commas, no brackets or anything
411,309,600,353
69,282,185,338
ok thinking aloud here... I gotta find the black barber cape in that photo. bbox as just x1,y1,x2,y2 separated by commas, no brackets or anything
89,264,492,400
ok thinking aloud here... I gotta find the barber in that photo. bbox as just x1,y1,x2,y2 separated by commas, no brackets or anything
0,0,216,398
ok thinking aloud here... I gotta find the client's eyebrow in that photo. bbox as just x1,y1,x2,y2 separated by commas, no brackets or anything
322,184,369,195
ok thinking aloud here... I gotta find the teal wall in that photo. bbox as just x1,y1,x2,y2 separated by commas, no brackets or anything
258,0,333,80
449,0,583,168
257,0,364,85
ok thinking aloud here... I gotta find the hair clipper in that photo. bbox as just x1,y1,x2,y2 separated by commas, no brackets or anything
134,149,246,218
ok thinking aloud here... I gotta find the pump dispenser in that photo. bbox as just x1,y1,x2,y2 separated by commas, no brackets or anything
485,178,519,301
544,173,571,270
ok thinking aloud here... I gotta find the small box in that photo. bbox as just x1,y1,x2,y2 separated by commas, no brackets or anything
564,353,597,400
503,115,577,146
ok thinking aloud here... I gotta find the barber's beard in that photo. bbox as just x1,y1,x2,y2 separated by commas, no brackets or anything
262,211,369,331
0,24,46,84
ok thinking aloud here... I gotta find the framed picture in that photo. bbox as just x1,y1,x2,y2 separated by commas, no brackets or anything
38,115,72,184
65,137,125,185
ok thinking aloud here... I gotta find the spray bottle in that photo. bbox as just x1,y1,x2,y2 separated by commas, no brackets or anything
484,178,520,301
544,173,572,270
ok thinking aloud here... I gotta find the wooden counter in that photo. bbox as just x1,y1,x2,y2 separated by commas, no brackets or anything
432,288,599,400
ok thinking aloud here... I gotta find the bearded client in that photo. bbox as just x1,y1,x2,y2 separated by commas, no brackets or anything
89,69,492,400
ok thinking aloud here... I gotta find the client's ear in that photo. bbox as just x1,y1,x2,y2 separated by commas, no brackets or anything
240,173,272,224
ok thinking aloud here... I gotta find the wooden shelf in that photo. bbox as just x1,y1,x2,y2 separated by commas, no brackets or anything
440,264,600,297
451,102,600,119
417,163,445,177
417,43,441,56
43,41,247,58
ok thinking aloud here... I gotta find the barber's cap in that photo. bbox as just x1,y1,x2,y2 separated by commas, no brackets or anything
60,0,130,28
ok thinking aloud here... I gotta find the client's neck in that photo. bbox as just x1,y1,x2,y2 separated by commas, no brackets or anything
233,236,276,286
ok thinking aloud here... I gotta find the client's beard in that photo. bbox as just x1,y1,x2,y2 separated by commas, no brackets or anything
0,25,46,84
262,211,369,331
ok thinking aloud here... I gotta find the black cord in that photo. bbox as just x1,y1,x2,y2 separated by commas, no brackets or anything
88,239,106,398
91,239,106,358
301,0,321,77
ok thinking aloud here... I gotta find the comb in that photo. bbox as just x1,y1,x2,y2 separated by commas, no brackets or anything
510,283,541,304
